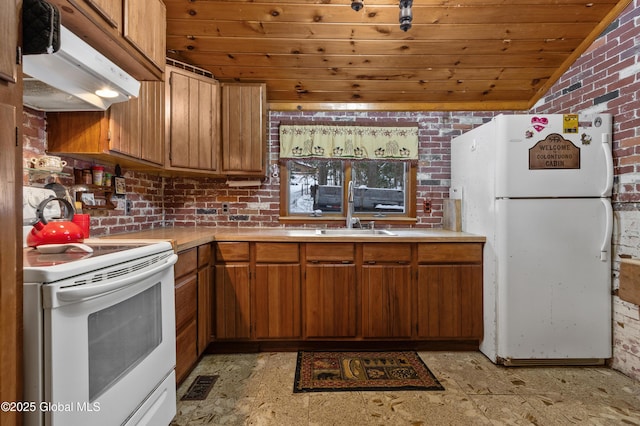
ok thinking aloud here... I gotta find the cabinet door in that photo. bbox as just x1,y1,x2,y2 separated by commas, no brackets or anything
215,264,251,339
108,80,164,164
361,265,412,338
175,320,197,384
124,0,166,69
139,80,164,164
254,264,301,339
168,67,220,172
81,0,122,29
304,264,357,338
174,274,197,383
109,91,141,158
0,0,17,83
221,83,266,174
416,265,483,338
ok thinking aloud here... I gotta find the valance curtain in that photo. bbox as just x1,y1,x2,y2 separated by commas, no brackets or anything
279,122,419,161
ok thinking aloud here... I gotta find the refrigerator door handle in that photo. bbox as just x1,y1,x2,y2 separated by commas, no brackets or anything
600,198,613,262
601,134,613,197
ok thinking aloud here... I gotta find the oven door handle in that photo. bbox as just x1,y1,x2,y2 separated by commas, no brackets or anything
56,254,178,302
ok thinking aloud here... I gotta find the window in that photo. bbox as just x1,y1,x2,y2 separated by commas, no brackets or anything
281,159,416,221
278,121,419,222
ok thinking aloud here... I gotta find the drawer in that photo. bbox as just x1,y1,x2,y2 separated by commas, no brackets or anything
305,243,355,262
417,243,483,264
175,248,197,278
363,243,411,263
198,243,212,267
255,243,299,263
215,242,250,262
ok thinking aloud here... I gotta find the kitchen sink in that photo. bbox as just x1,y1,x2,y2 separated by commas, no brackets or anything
284,228,397,237
314,228,396,236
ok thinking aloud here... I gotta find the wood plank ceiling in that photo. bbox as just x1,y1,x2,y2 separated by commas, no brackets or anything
165,0,632,111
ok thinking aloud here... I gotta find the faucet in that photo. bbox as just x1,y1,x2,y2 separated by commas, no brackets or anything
346,180,354,229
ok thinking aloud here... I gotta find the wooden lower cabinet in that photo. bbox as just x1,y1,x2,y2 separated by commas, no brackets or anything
361,243,413,338
215,264,251,339
304,264,357,338
208,240,483,348
175,244,214,384
253,241,301,339
254,264,301,338
175,319,197,384
361,265,412,338
416,264,483,339
174,249,198,384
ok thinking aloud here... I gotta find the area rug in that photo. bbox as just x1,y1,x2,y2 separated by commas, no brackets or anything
293,351,444,393
181,375,218,401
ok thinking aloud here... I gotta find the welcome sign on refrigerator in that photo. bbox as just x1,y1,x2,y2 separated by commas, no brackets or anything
451,113,613,365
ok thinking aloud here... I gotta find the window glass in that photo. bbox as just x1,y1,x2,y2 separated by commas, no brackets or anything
352,161,407,214
288,160,344,214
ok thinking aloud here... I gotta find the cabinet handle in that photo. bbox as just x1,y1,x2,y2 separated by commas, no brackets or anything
366,260,376,264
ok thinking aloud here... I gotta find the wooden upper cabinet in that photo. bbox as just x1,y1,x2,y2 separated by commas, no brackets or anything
109,93,141,159
48,82,164,168
47,111,110,156
221,83,267,176
110,80,165,165
49,0,165,80
82,0,122,29
124,0,166,70
166,65,220,172
0,0,17,83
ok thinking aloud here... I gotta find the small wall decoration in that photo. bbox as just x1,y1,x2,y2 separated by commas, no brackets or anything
114,176,126,195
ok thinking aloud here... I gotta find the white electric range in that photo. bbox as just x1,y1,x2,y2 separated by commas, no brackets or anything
22,186,178,426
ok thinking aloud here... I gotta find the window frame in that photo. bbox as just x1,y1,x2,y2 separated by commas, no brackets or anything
279,160,417,225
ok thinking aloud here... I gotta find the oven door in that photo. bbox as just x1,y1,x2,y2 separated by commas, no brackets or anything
41,253,177,426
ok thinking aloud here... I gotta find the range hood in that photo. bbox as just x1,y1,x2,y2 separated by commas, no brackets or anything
23,26,140,112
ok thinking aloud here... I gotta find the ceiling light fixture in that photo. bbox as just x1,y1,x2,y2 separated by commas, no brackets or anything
351,0,363,11
399,0,413,32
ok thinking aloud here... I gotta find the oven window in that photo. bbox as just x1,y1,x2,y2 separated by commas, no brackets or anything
88,283,162,401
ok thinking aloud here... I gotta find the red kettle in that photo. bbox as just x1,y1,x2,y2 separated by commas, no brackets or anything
27,197,85,247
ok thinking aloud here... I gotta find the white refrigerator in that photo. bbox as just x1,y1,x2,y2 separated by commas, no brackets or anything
451,113,613,365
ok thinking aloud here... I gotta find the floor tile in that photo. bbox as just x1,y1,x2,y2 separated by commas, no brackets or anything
171,351,640,426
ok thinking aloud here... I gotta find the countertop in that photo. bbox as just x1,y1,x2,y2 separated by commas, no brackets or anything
103,226,485,252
